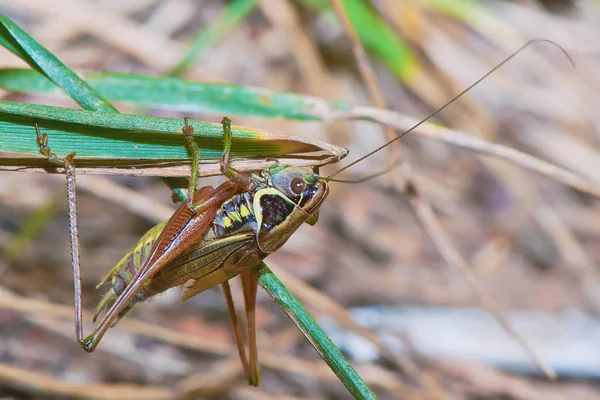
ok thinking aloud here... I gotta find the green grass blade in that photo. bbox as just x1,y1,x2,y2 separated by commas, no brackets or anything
0,16,346,180
0,101,343,161
0,69,352,120
0,13,116,112
0,12,189,190
252,262,377,400
168,0,258,76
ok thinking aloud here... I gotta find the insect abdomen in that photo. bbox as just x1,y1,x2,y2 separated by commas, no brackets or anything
94,221,167,321
94,192,258,320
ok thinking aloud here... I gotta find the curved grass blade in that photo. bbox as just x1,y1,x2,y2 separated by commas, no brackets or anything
0,69,352,120
0,11,193,191
0,101,346,176
252,262,377,400
0,15,346,173
0,13,116,113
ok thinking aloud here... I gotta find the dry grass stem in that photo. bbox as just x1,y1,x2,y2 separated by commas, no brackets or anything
406,186,555,379
0,286,395,389
0,362,173,400
324,106,600,200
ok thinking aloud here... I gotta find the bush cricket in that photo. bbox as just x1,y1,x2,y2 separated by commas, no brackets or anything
32,39,570,387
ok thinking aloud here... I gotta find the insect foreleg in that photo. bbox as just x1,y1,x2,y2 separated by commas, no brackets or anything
219,117,252,188
35,124,85,345
182,117,200,211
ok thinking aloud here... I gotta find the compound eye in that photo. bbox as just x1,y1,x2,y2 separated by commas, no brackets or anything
290,177,306,195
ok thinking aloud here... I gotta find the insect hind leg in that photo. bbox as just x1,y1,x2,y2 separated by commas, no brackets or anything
241,271,260,386
35,123,86,346
221,281,251,381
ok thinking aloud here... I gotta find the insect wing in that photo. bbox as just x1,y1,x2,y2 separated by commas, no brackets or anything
180,234,259,300
162,232,255,290
141,186,214,273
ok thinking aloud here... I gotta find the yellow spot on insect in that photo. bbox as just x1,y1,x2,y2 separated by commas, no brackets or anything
223,216,232,228
240,204,250,217
228,211,242,223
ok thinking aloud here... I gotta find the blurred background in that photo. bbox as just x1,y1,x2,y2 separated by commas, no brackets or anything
1,0,600,399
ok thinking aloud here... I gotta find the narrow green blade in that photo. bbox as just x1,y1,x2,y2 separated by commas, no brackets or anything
0,13,116,112
0,69,352,120
0,101,346,175
252,262,377,400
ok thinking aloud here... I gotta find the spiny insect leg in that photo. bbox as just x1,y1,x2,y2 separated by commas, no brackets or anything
241,271,260,386
182,117,201,211
221,281,251,379
34,123,85,344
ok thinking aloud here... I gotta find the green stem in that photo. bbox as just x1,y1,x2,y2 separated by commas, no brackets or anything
252,262,377,400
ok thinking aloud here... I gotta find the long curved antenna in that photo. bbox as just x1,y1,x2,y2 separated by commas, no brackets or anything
331,157,403,184
327,39,574,182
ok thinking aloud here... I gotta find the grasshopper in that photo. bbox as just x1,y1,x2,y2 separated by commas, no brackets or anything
32,112,424,386
31,39,566,387
35,116,339,386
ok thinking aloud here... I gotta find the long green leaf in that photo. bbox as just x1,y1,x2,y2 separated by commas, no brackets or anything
0,14,346,175
0,11,180,189
0,69,351,120
0,101,346,176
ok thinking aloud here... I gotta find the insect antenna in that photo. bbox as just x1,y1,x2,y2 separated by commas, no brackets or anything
330,158,402,184
326,39,574,183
